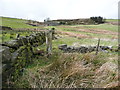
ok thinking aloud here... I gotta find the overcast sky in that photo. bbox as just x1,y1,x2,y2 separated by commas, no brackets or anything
0,0,119,21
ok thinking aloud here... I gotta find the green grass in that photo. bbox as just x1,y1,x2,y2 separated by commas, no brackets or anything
46,23,118,32
73,24,118,32
45,24,118,41
106,19,118,22
55,27,117,39
1,17,118,88
1,17,37,28
0,30,33,43
38,35,118,52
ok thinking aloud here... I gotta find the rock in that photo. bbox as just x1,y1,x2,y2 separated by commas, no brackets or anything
4,40,19,49
26,36,35,45
58,44,67,50
11,47,24,62
74,47,80,52
96,62,118,75
93,46,97,49
0,26,12,30
11,50,19,62
102,50,109,53
79,46,88,53
2,64,10,72
66,46,75,52
58,44,116,53
17,36,28,46
87,46,95,52
108,46,113,51
37,32,42,35
100,46,110,50
98,47,103,51
0,46,12,63
35,34,41,41
34,34,41,42
34,49,45,56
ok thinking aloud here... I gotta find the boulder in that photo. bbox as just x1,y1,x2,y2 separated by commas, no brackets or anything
36,33,41,36
108,46,113,51
0,46,12,63
87,46,95,52
4,40,19,49
58,44,67,50
58,44,116,53
26,36,35,45
96,62,118,75
11,50,19,62
34,34,41,42
100,46,110,50
0,26,12,30
74,47,80,52
79,46,88,53
17,36,28,46
2,64,10,72
66,46,74,52
11,46,24,62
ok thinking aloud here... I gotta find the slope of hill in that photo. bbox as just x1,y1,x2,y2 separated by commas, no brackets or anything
1,17,38,28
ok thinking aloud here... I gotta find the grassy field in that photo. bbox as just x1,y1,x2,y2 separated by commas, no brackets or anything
106,19,118,22
0,30,33,43
44,23,118,46
1,17,119,88
1,17,37,28
0,17,40,43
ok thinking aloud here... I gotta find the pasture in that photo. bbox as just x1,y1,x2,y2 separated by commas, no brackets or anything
1,17,119,88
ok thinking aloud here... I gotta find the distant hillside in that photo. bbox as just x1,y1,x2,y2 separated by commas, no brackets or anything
0,17,40,29
0,17,118,29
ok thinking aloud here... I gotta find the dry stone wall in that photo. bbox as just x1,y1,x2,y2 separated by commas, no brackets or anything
58,44,119,53
1,31,47,87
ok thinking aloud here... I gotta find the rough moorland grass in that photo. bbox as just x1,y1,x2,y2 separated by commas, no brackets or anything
14,51,118,88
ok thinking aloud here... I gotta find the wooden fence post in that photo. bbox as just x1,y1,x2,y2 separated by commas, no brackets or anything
95,38,100,55
46,30,52,56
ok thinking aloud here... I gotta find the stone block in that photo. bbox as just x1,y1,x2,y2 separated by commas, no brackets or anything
58,44,67,50
17,36,28,46
4,40,19,49
0,46,12,63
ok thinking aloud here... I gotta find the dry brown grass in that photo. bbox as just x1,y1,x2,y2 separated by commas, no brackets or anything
15,52,118,88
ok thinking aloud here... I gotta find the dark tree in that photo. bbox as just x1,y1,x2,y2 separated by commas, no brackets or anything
90,16,105,24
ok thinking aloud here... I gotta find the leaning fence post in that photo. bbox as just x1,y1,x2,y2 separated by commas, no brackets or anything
95,38,100,55
46,30,52,56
